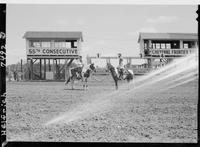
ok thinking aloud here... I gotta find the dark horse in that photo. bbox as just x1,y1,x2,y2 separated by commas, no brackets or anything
65,63,96,90
107,63,134,90
107,63,119,90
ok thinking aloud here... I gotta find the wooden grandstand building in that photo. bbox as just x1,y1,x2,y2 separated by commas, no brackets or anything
138,32,198,68
23,31,83,80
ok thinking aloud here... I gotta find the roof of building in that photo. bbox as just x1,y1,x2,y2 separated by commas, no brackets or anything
23,31,83,41
138,33,198,42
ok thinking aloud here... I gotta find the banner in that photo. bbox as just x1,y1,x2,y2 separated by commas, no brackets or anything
149,49,196,55
27,48,79,56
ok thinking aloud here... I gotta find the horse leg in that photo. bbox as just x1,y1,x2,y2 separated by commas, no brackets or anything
114,77,118,90
83,78,88,90
70,76,75,90
71,80,74,90
81,76,85,90
85,78,88,90
65,77,71,85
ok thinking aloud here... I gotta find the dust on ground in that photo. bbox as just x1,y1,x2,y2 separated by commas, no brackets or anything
6,75,198,142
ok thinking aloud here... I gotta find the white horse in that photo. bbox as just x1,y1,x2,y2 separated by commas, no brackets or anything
123,68,134,83
115,66,134,83
65,63,96,90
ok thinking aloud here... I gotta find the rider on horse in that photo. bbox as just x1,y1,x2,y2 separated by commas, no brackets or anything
117,53,124,80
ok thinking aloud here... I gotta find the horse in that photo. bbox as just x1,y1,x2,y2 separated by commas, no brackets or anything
107,63,119,90
107,63,134,90
65,63,96,90
123,68,134,83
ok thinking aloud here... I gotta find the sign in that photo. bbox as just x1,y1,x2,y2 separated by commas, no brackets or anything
149,49,196,55
27,48,79,56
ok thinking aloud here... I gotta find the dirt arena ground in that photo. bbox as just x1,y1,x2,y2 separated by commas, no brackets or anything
6,75,198,142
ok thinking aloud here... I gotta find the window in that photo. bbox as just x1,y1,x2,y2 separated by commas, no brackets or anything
55,41,66,48
74,41,77,48
54,42,58,48
144,40,148,49
65,42,71,48
41,42,51,47
166,43,171,49
183,43,188,49
190,42,195,48
61,42,66,48
161,43,166,49
144,43,147,49
152,43,156,49
30,41,41,47
156,43,160,49
30,41,34,47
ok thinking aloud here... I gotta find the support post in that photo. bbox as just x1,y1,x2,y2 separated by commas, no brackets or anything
55,59,58,80
58,59,61,80
44,59,46,80
30,59,33,80
40,59,42,79
27,58,30,80
64,59,68,80
53,59,55,80
195,41,198,48
71,41,74,48
180,40,183,49
77,39,81,56
148,40,152,48
140,39,144,57
49,59,51,71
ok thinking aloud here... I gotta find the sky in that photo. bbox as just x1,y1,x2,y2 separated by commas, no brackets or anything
6,4,198,66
